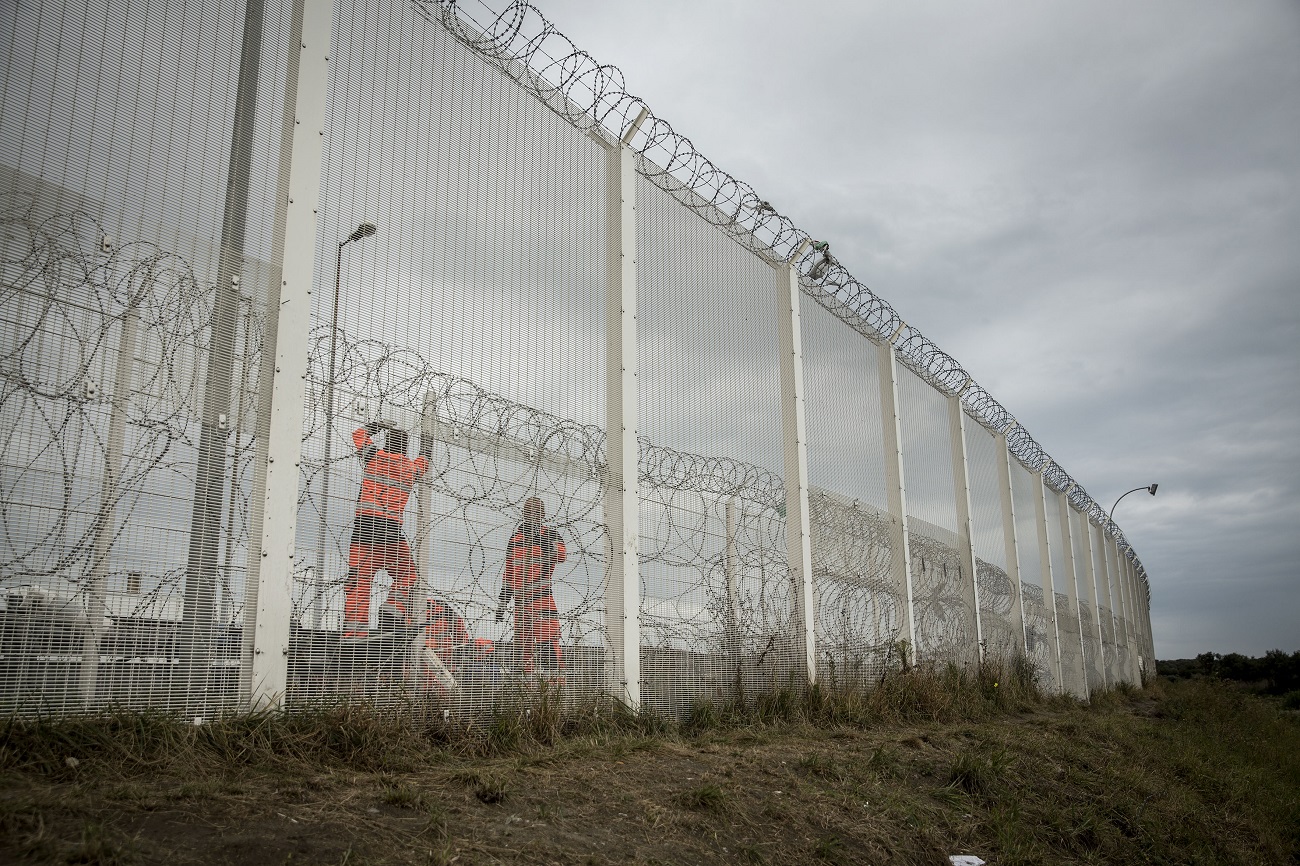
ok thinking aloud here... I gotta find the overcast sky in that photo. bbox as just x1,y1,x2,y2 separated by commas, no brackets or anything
519,0,1300,659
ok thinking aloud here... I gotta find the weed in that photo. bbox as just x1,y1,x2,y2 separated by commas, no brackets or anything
675,783,727,813
930,783,967,808
473,779,508,805
684,698,721,734
424,845,454,866
863,744,900,779
67,821,136,865
755,688,799,725
947,745,1010,798
380,782,424,808
813,834,847,863
797,751,830,774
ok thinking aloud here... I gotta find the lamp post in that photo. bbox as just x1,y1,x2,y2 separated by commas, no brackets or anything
1109,483,1158,522
314,223,376,630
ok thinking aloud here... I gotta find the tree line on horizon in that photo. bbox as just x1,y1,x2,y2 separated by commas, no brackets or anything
1158,649,1300,697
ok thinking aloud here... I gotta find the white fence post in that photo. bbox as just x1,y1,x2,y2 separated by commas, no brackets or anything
995,431,1029,659
244,0,334,711
1127,559,1139,679
603,142,641,711
947,395,984,666
777,255,816,685
1089,521,1116,689
877,342,917,665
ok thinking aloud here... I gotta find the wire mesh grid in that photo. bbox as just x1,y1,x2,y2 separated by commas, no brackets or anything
896,365,978,668
1010,460,1059,690
800,298,904,686
1044,488,1087,698
634,171,795,717
962,419,1018,659
1,0,1156,718
0,0,296,715
292,0,611,712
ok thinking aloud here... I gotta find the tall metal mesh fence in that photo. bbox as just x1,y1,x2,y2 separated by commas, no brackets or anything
1,0,1154,717
0,0,297,715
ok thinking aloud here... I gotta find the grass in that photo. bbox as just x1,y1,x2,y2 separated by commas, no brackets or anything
0,665,1296,864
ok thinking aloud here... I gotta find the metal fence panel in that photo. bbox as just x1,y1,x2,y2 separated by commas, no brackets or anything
963,419,1018,658
291,0,612,711
897,366,977,667
634,171,794,716
0,0,297,715
800,297,904,685
1010,461,1057,688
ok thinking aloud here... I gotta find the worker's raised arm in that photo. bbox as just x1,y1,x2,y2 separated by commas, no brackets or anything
352,424,381,462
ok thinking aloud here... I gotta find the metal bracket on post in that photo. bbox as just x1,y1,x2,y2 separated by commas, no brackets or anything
603,141,640,711
777,256,816,686
244,0,334,712
620,105,649,146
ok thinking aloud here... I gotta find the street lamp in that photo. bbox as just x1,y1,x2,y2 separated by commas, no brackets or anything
1109,483,1158,521
315,223,376,630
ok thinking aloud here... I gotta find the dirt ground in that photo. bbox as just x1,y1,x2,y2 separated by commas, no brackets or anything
1,682,1295,865
3,721,991,865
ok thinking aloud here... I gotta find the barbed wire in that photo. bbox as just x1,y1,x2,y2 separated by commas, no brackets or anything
418,0,1147,591
0,197,265,624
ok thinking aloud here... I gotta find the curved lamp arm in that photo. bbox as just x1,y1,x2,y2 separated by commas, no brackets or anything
1109,483,1158,521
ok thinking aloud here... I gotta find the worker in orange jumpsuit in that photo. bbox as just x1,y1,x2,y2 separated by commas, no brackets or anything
495,497,566,675
342,422,429,639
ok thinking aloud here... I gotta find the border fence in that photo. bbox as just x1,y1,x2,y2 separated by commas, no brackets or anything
0,0,1152,719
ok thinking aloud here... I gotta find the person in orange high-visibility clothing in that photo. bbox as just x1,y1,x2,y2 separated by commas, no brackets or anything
342,422,429,639
495,497,566,675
